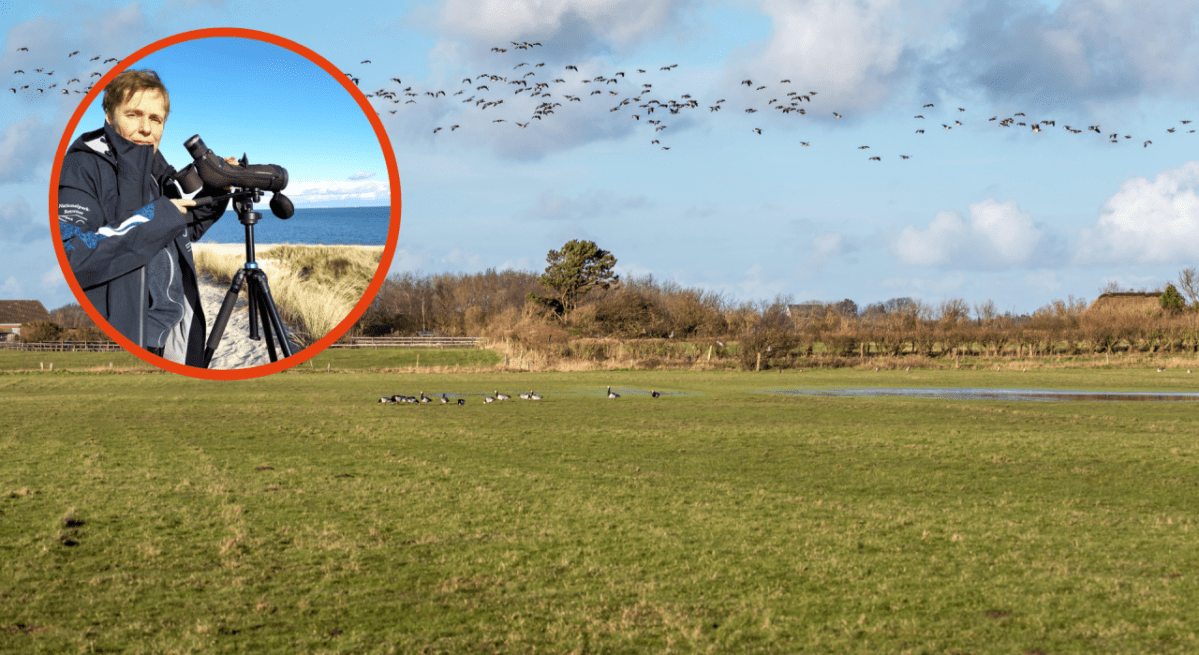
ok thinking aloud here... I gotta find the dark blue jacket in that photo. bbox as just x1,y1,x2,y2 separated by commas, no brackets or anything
58,122,227,367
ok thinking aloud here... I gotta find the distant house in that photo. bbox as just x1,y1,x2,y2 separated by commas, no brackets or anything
1086,292,1163,316
785,303,826,321
0,300,51,339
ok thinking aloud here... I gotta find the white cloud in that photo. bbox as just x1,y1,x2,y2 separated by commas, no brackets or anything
740,0,916,115
525,189,648,220
40,266,66,292
1074,161,1199,265
432,0,696,54
0,275,22,298
0,196,45,243
441,247,486,269
893,198,1043,268
807,231,849,267
348,171,377,180
0,115,57,184
283,179,391,206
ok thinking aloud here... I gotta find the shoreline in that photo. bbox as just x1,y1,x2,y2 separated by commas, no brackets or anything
193,242,385,257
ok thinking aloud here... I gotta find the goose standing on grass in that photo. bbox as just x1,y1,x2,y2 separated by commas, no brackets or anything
651,390,661,398
495,390,510,401
441,393,450,403
530,391,542,401
484,395,495,403
457,398,466,406
607,386,620,399
519,391,531,400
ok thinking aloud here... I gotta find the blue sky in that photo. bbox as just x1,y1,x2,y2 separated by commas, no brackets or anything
3,0,1199,318
66,37,390,206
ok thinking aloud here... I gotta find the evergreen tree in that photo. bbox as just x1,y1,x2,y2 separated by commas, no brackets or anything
528,240,618,320
1160,284,1185,314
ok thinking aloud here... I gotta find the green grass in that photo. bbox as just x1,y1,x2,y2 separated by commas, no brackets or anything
0,350,154,372
304,347,504,371
3,367,1199,653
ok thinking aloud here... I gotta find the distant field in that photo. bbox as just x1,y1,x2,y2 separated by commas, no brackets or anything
3,366,1199,653
0,347,501,373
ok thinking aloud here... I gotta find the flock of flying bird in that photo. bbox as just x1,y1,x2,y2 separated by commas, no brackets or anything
334,40,1196,159
7,46,121,98
7,41,1195,160
376,386,661,404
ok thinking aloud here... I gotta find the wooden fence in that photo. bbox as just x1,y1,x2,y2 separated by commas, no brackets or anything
0,340,123,352
329,336,484,349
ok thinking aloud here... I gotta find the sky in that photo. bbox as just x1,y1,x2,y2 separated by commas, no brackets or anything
3,0,1199,318
65,37,391,208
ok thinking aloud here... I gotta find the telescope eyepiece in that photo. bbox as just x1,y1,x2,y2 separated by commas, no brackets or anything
184,134,208,160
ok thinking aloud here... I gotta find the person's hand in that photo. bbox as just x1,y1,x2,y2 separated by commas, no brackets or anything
223,156,238,190
170,198,196,214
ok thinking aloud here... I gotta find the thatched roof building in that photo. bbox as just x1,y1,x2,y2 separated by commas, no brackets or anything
0,300,51,338
1085,292,1163,315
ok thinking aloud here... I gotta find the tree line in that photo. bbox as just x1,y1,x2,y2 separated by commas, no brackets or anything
352,240,1199,368
23,240,1199,370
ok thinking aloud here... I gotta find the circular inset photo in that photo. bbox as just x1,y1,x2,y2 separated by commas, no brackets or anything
51,28,400,380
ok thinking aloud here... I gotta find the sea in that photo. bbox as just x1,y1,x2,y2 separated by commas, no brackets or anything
198,205,393,246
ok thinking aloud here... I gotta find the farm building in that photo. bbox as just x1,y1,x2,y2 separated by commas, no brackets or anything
0,300,51,339
1085,292,1164,315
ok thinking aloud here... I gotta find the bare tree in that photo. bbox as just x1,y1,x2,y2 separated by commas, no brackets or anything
1100,280,1124,295
973,299,997,325
937,298,970,327
1178,267,1199,308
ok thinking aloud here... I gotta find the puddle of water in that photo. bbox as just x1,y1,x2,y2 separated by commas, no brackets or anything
759,387,1199,402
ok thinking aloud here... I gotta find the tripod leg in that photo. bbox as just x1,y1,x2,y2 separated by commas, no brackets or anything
256,272,293,359
247,273,261,341
204,268,246,368
252,275,279,362
248,270,293,362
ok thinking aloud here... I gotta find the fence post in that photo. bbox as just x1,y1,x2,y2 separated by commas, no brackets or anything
756,352,761,372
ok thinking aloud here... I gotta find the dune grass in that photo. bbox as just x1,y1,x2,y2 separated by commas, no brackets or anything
193,244,383,346
3,367,1199,652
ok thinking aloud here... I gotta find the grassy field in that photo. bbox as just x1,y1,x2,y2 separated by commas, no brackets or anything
3,359,1199,653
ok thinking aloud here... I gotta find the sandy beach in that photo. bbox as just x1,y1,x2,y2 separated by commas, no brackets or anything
191,242,383,370
193,243,298,370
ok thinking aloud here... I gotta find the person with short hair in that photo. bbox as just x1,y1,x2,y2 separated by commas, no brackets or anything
59,69,234,366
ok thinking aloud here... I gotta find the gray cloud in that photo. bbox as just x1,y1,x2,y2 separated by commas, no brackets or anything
931,0,1199,113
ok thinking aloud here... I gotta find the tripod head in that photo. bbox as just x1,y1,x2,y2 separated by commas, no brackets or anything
189,184,295,220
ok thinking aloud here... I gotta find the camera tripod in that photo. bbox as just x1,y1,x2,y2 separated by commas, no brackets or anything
203,191,294,368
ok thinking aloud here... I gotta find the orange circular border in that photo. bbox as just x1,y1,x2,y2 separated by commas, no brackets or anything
49,28,401,380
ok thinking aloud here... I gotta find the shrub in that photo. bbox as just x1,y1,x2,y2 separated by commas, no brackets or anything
20,320,62,342
1160,284,1185,314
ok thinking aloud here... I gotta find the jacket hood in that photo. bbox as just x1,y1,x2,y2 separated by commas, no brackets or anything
68,121,172,180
